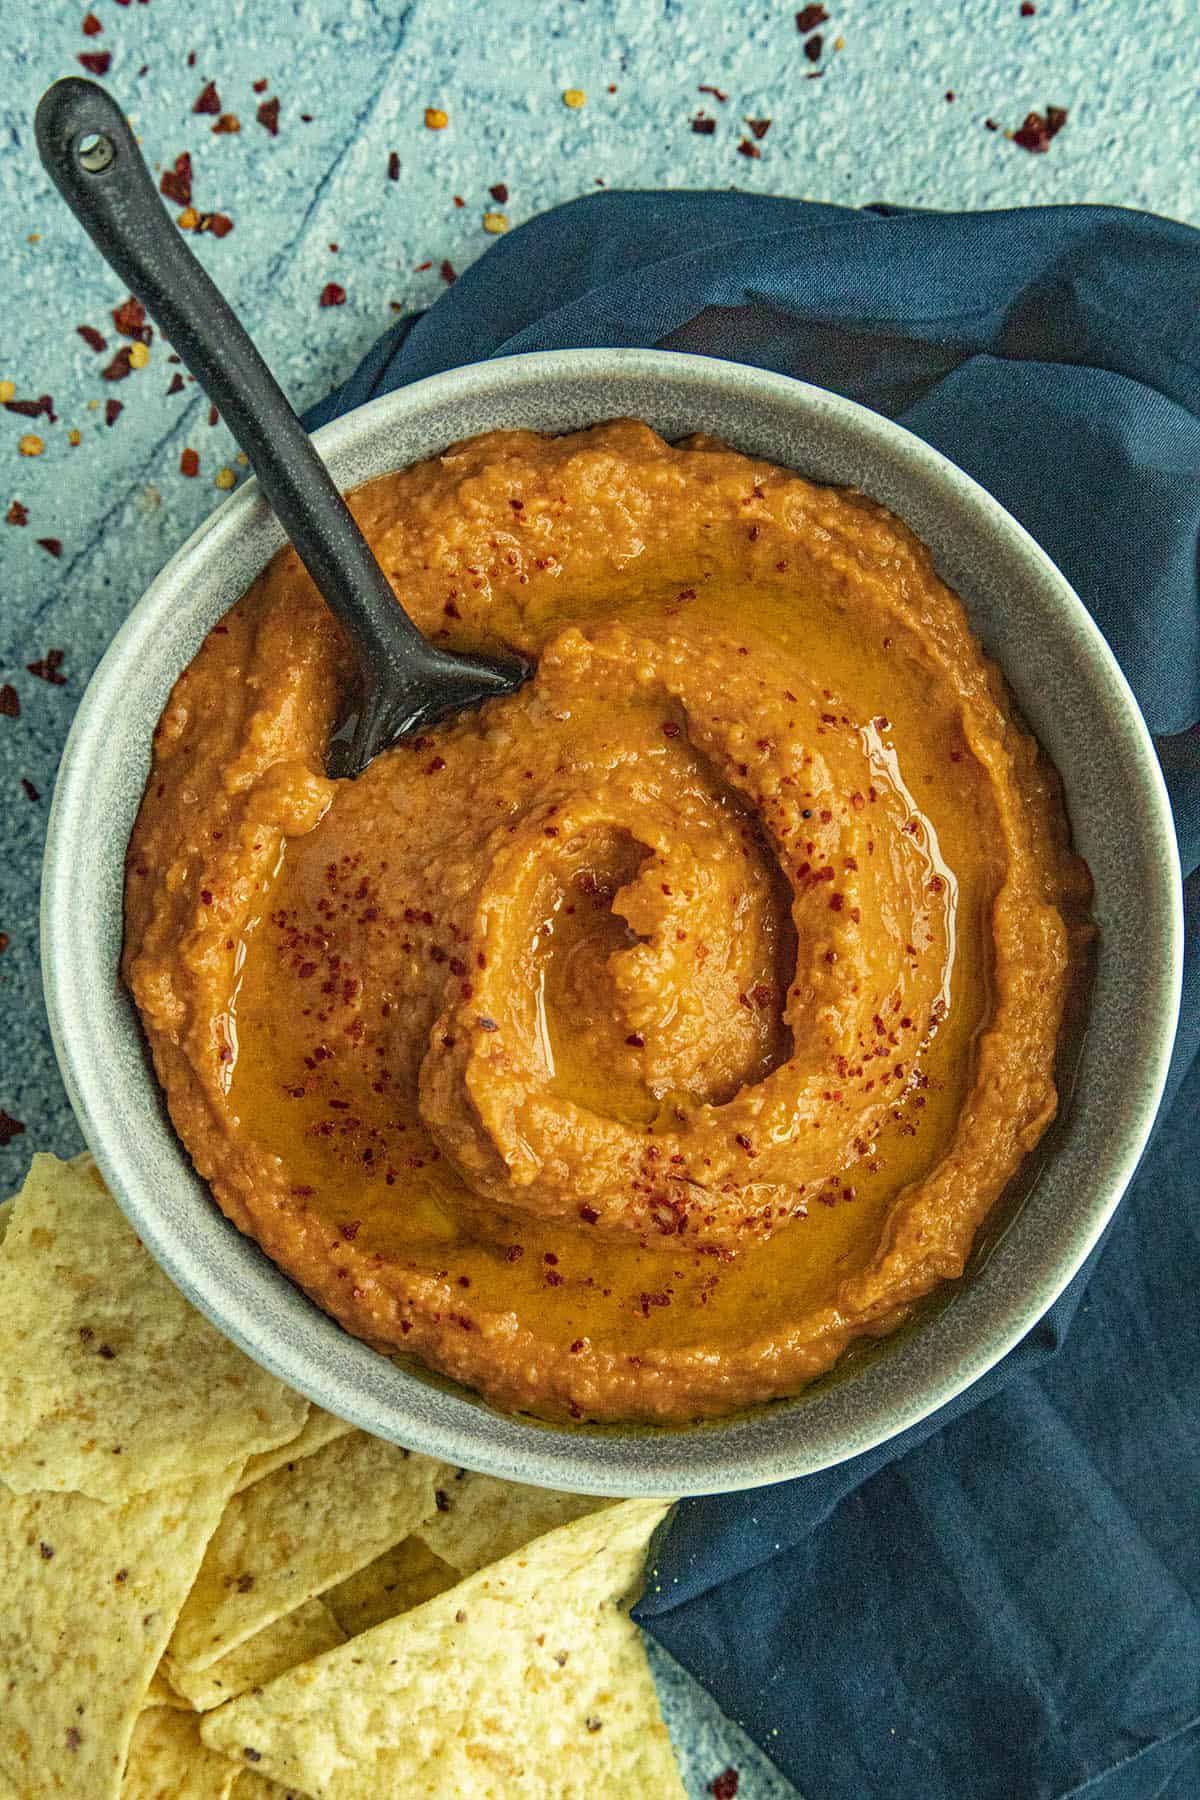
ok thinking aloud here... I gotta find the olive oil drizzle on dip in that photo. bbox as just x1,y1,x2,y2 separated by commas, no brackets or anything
123,423,1091,1422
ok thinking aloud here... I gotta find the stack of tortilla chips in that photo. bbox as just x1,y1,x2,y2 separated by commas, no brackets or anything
0,1155,684,1797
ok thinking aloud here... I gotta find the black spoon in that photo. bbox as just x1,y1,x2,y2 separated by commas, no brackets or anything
35,78,530,777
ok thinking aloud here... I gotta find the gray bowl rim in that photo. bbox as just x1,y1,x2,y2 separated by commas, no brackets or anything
41,347,1183,1497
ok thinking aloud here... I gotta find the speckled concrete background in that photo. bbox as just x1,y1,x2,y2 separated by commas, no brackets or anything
2,3,1196,1792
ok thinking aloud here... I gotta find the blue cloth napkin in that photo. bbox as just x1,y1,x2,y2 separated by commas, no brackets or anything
306,192,1200,1800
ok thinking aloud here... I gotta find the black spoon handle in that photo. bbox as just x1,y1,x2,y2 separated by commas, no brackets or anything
34,79,437,691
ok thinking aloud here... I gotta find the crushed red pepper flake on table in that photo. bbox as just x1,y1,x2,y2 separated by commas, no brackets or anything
166,372,185,395
7,501,29,526
736,137,761,158
27,649,66,685
489,181,508,202
0,686,19,718
796,4,827,29
1020,1,1037,13
105,399,123,426
111,296,146,338
82,11,102,33
193,81,221,115
691,114,716,134
159,153,193,206
76,324,107,353
36,538,62,559
387,150,400,179
804,32,824,62
180,447,200,477
945,90,956,102
1013,105,1068,150
440,259,457,284
212,113,241,135
0,933,8,953
198,212,234,237
4,395,57,422
745,117,771,139
985,118,1000,131
21,778,40,802
208,405,219,427
0,1112,26,1148
77,51,111,75
698,84,728,103
710,1769,740,1799
101,346,134,381
319,282,346,307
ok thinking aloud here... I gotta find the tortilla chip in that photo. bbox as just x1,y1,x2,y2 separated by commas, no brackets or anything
416,1469,611,1574
143,1667,192,1711
0,1463,241,1800
121,1707,240,1799
167,1600,347,1712
323,1537,459,1637
168,1433,446,1672
201,1499,681,1799
234,1409,355,1496
231,1773,309,1798
0,1155,307,1501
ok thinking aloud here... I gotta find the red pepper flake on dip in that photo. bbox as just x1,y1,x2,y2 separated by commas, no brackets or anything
76,325,107,353
0,685,19,718
691,114,716,135
736,138,762,159
192,81,221,116
6,501,29,526
796,4,828,28
745,117,771,140
111,296,147,339
105,399,123,427
35,538,63,559
122,421,1093,1425
179,448,200,477
77,51,111,76
81,11,102,33
387,150,400,180
319,283,346,308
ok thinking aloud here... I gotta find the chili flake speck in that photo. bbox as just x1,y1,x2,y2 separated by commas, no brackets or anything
36,538,62,558
424,107,448,130
160,154,192,206
489,182,508,202
77,325,107,353
257,97,280,136
711,1769,740,1799
18,435,44,457
180,448,200,477
804,33,824,62
0,686,19,718
1012,105,1068,151
387,150,400,180
440,259,457,284
796,4,827,29
691,115,716,135
0,1110,26,1146
77,51,111,75
193,81,221,115
7,501,29,525
737,138,761,159
82,11,102,32
320,283,346,307
28,649,66,685
212,113,241,135
745,117,771,140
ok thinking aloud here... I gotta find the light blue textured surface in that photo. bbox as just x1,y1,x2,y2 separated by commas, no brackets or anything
2,5,1196,1795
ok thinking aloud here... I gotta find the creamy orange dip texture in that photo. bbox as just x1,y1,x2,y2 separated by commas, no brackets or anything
124,423,1092,1422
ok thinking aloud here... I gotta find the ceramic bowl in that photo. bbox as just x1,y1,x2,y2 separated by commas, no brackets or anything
41,350,1183,1495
